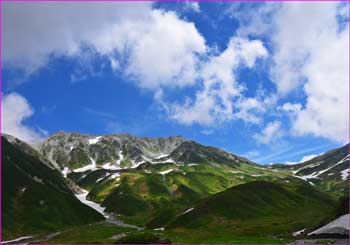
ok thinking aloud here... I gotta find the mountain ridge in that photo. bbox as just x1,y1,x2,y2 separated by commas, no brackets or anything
38,131,258,173
2,132,349,243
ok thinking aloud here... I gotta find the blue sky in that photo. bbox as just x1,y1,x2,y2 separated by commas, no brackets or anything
2,2,349,164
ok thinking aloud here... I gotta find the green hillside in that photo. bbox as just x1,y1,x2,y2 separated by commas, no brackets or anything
1,136,104,240
83,162,289,226
167,181,338,237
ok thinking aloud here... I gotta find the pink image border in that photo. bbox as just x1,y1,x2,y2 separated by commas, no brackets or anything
0,0,348,245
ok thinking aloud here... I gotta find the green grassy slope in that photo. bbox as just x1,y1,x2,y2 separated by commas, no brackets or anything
167,181,338,237
80,162,289,227
1,137,104,240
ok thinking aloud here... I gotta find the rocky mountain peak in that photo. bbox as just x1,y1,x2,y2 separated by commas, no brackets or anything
38,132,254,173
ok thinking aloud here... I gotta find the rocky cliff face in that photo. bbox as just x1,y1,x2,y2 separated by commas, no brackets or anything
39,131,255,172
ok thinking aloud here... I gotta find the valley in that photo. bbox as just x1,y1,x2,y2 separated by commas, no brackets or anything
1,132,349,244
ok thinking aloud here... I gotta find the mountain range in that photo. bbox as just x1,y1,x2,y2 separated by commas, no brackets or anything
2,131,349,244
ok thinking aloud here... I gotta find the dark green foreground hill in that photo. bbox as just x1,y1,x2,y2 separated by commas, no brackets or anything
168,181,338,236
1,136,104,240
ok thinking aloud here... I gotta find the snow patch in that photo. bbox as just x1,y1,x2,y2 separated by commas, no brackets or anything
155,153,169,159
102,162,119,170
159,169,173,175
163,158,175,163
88,136,102,145
230,171,240,174
294,171,319,181
2,236,34,244
33,176,43,184
293,228,306,236
62,167,70,178
251,174,264,177
117,150,124,165
130,160,145,169
75,189,108,218
96,177,104,183
292,175,316,186
109,173,120,179
341,168,349,180
308,214,349,235
315,154,349,176
182,207,194,214
294,163,322,174
73,157,97,173
154,227,165,231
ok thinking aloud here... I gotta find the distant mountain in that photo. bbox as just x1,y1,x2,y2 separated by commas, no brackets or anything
2,135,104,241
39,131,256,173
270,144,349,194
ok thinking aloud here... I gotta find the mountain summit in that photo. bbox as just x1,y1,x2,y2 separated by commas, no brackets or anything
39,131,256,173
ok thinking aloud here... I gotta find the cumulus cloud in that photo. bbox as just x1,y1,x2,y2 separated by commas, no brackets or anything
4,2,348,144
121,10,206,90
299,154,318,163
253,121,283,144
167,37,268,125
3,2,151,73
3,3,270,128
184,2,200,13
273,3,349,143
3,3,205,91
231,2,349,143
228,3,280,38
284,154,319,165
270,2,347,95
280,102,302,115
1,93,45,143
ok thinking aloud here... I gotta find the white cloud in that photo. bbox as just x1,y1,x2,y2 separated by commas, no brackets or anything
122,10,206,90
167,37,268,125
280,102,302,114
1,93,45,143
235,93,277,124
253,120,283,144
3,3,205,91
109,58,120,71
283,154,319,165
185,2,200,13
3,2,151,73
228,3,280,38
5,2,347,144
299,154,318,163
270,2,346,95
272,3,349,143
234,97,265,124
232,2,349,143
4,3,270,128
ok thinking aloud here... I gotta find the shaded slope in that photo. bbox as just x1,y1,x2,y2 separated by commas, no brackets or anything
1,136,104,240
